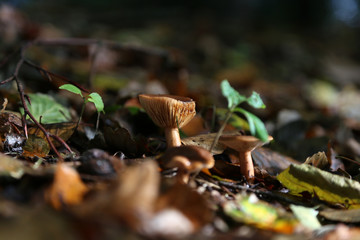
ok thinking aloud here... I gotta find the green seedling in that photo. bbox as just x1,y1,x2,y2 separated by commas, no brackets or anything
59,84,104,132
210,80,269,151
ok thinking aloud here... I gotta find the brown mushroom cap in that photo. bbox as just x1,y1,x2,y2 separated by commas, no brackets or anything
159,145,215,172
138,94,196,128
219,135,273,152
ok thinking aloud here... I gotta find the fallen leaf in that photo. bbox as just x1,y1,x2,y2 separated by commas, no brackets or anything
290,204,321,230
103,119,145,157
304,151,329,169
0,153,26,179
155,183,213,231
22,135,50,157
109,160,160,228
320,208,360,223
27,122,76,147
277,164,360,207
182,132,226,154
223,194,298,233
45,163,88,210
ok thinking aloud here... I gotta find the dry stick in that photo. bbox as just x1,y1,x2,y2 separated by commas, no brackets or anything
14,77,64,161
7,48,65,161
23,60,90,93
32,38,168,57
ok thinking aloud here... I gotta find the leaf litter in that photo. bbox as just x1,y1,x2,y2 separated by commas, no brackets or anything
2,5,360,240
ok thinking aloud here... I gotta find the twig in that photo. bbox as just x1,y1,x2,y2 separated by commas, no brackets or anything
209,106,235,152
4,45,66,161
23,59,90,93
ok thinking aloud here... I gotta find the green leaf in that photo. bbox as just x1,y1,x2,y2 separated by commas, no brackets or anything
247,91,266,109
59,84,83,97
216,108,249,130
20,93,71,124
223,195,298,233
234,108,269,142
277,164,360,207
220,80,246,109
87,92,104,113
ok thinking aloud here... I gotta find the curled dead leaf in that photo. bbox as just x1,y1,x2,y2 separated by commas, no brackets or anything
45,163,88,210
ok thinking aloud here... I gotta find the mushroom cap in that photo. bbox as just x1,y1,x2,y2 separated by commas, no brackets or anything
219,135,273,152
138,94,196,128
158,145,215,172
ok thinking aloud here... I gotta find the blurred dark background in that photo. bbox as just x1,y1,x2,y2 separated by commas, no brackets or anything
2,0,360,83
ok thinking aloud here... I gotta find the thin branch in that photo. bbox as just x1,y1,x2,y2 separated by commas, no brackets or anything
23,59,90,93
14,75,64,161
32,38,168,57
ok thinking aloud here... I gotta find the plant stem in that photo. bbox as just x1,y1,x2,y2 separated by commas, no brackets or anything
209,106,235,152
76,99,86,132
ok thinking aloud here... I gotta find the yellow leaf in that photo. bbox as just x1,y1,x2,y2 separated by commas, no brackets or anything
277,164,360,207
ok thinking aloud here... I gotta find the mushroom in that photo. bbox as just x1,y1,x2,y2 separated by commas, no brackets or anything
158,145,215,184
138,94,196,148
219,134,273,182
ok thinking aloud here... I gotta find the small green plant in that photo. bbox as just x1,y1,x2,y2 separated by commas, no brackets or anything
59,84,105,132
210,80,269,151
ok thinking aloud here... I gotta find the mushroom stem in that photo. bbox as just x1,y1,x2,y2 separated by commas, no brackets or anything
239,151,254,181
165,127,181,148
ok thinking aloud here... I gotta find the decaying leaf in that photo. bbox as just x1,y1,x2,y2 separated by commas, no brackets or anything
27,122,77,147
252,147,299,176
109,160,160,228
0,153,27,179
182,132,226,154
320,208,360,223
103,119,145,157
155,183,213,231
45,163,88,210
304,151,329,169
0,111,22,139
277,164,360,207
22,135,50,157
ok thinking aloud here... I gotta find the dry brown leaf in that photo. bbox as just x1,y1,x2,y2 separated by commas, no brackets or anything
110,160,160,221
45,163,88,210
27,122,76,147
182,132,226,154
155,183,213,230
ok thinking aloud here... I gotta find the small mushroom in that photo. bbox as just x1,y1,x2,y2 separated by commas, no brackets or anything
158,145,215,184
219,134,273,182
138,94,196,148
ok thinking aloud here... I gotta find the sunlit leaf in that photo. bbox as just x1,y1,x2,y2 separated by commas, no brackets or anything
220,80,246,109
223,194,298,233
87,92,105,113
0,153,26,178
20,93,71,124
290,205,321,230
234,108,269,142
181,132,227,154
247,91,266,109
59,84,83,97
216,108,249,130
277,164,360,207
